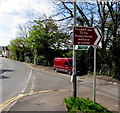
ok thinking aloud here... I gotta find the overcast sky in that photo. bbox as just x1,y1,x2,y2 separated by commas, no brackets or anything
0,0,56,46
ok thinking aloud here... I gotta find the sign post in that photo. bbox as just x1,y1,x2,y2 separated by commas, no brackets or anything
73,26,102,102
72,0,77,98
93,46,97,103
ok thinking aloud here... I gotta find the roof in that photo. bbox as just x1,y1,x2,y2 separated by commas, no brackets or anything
54,58,72,60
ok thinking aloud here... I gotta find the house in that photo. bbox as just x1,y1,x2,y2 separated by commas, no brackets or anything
1,46,12,58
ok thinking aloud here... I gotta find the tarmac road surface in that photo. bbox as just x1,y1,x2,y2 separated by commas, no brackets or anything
0,57,30,104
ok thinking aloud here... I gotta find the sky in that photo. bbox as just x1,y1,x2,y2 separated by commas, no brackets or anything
0,0,55,46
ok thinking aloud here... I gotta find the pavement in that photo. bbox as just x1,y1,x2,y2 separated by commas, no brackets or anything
1,63,120,112
7,90,70,112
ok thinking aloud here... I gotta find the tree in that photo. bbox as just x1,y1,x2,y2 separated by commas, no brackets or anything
97,1,120,78
106,2,120,79
53,1,120,78
8,38,26,61
17,24,29,39
27,18,71,66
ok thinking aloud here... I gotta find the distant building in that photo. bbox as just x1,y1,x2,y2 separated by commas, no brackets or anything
1,46,12,58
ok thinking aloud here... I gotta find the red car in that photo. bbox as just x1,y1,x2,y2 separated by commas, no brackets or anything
54,58,72,75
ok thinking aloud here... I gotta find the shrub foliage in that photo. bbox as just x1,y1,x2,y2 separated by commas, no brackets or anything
64,97,112,113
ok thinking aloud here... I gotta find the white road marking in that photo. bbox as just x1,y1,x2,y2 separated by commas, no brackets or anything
20,70,32,94
29,76,35,95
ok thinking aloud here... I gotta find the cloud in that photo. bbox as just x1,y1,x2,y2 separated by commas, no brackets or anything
0,30,15,46
0,0,55,46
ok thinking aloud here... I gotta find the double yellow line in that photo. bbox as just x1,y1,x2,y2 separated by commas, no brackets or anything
0,89,70,111
0,95,22,111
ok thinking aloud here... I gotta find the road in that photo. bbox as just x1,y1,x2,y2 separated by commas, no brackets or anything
0,57,30,104
0,57,71,104
0,57,119,111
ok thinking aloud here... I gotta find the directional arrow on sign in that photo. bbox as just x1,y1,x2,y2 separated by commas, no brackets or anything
94,28,102,45
73,27,102,46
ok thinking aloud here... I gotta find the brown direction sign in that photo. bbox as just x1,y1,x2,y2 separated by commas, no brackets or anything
73,26,102,46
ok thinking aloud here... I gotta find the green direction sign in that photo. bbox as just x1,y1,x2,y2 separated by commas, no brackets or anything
75,45,89,50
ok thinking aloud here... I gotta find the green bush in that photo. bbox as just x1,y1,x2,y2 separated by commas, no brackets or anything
64,97,112,113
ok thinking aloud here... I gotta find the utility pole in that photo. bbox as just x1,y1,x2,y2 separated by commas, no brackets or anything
72,0,77,98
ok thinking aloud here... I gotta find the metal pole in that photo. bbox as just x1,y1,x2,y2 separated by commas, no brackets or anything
72,0,77,98
93,46,97,103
